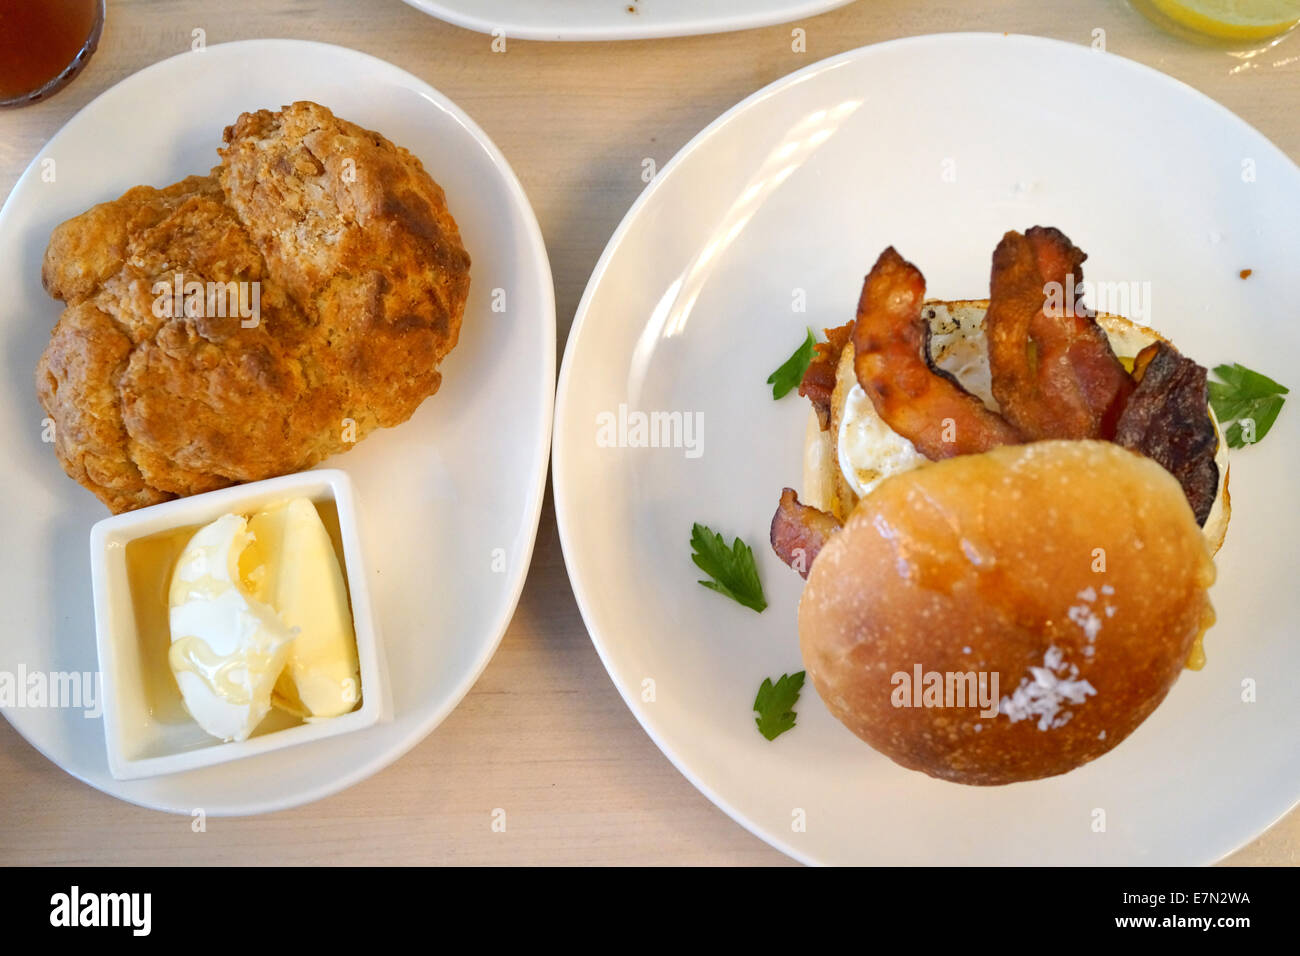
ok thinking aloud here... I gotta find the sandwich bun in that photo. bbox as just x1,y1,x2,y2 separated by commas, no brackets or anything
798,440,1217,786
802,301,1231,555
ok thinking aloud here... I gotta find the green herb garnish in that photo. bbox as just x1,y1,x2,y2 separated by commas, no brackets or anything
1209,363,1288,448
766,327,817,400
754,672,806,741
690,522,767,612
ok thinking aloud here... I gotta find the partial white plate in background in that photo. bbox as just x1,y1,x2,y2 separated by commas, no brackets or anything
402,0,858,42
0,39,555,815
553,33,1300,864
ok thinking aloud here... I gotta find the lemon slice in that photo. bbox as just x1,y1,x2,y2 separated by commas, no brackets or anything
1147,0,1300,39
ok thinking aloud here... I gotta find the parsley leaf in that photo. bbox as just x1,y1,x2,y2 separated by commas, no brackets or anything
1209,363,1288,448
766,327,817,400
690,522,767,612
754,671,806,740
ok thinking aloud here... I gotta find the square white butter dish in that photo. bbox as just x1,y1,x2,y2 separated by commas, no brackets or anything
90,469,385,780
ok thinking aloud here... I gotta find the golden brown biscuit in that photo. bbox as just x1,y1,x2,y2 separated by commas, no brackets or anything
218,101,471,433
36,301,172,514
36,103,471,512
42,175,225,310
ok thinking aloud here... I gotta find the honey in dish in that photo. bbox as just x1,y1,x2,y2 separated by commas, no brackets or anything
123,499,350,724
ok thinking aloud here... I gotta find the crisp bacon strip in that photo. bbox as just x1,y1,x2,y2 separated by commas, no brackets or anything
1026,226,1135,437
1115,342,1219,526
986,227,1133,440
853,247,1022,459
798,322,853,430
771,487,842,578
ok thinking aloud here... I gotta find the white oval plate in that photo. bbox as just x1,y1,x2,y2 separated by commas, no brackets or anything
403,0,858,42
553,33,1300,865
0,40,555,815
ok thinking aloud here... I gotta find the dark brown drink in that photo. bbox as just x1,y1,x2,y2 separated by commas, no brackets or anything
0,0,105,107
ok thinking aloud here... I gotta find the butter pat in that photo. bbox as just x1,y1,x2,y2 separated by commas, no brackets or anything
248,498,360,718
168,514,297,742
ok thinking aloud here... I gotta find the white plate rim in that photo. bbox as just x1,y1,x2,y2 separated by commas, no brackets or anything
0,38,556,816
552,31,1300,865
401,0,858,42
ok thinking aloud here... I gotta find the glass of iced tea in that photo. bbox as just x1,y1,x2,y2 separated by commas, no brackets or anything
0,0,106,108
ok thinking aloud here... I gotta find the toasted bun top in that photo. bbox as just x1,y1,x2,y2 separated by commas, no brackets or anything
798,440,1216,785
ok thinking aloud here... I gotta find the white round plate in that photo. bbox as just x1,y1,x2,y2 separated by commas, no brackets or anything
553,33,1300,865
0,40,555,814
402,0,857,42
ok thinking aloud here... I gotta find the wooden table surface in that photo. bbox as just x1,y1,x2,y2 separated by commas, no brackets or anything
1,0,1296,866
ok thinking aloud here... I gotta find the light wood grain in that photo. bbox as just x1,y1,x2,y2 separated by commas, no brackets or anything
1,0,1295,866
